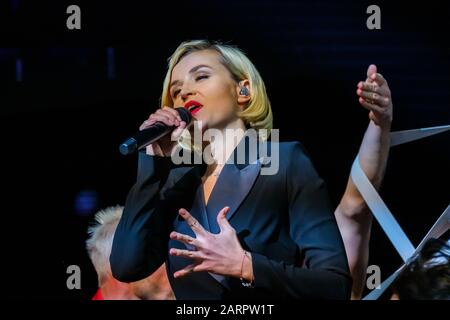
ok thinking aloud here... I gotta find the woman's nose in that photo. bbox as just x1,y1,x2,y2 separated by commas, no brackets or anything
179,78,198,102
180,89,194,102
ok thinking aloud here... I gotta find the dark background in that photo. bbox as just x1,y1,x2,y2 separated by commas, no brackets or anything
1,0,449,299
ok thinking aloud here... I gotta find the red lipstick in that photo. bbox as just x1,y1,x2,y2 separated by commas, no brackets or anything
184,100,203,116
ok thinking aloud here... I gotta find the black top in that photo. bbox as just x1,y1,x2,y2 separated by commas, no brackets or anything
110,134,352,299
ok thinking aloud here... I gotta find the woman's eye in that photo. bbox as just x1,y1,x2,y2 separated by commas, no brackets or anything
172,89,180,98
195,75,209,81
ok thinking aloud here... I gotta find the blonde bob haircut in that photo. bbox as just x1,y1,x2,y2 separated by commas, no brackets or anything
160,40,273,138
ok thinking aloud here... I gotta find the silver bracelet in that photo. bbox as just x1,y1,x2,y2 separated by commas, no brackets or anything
240,251,254,288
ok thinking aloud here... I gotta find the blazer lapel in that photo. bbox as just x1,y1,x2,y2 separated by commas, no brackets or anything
205,130,269,234
171,162,210,238
205,160,261,234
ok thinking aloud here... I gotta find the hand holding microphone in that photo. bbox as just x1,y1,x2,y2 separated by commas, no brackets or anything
119,106,192,156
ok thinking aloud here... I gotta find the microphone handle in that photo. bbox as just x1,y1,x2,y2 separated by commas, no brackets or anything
119,122,173,155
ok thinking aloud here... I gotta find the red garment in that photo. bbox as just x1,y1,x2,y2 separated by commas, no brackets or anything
92,288,103,300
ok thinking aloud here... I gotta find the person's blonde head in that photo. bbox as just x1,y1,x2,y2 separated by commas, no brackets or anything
86,206,123,285
161,39,273,136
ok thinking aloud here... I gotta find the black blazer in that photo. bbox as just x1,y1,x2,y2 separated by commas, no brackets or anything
110,134,351,299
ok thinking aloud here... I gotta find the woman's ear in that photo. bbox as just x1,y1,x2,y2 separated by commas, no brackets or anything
236,79,251,108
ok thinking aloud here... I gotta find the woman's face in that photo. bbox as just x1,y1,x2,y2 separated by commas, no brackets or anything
169,50,247,130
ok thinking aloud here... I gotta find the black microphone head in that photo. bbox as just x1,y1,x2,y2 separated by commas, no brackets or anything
175,107,192,123
119,137,137,155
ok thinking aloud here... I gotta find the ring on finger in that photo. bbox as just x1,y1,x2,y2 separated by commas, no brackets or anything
189,220,198,228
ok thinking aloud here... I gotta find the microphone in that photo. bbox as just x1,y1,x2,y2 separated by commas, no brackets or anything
119,107,192,155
